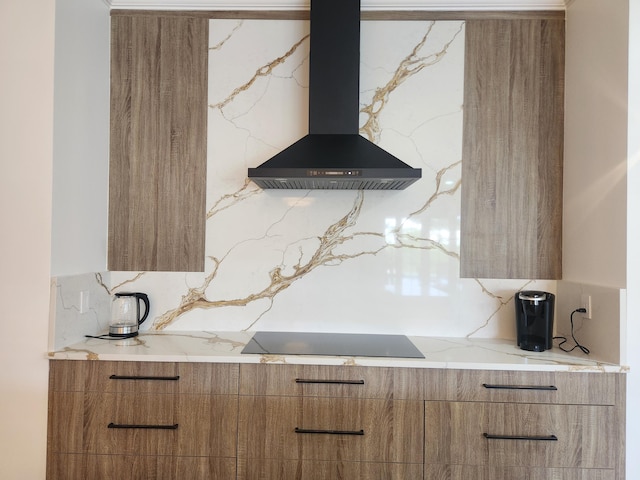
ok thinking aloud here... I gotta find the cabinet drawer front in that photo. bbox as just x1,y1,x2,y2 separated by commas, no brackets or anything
429,370,618,405
425,465,615,480
238,459,423,480
48,453,237,480
82,361,238,395
239,396,423,463
84,393,237,457
239,364,424,399
425,401,616,468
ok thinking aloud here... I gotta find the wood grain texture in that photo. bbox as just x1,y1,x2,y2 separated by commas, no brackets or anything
84,361,238,395
239,364,426,399
613,373,626,479
47,391,84,454
49,359,88,391
80,454,235,480
238,396,423,464
238,459,424,480
83,392,237,457
46,454,84,480
460,19,564,279
425,401,616,468
108,15,208,272
421,369,618,405
425,465,615,480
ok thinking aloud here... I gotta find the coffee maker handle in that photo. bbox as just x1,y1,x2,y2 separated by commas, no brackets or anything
136,293,150,326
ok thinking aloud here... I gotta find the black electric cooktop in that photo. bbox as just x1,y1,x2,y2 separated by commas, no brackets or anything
241,331,424,359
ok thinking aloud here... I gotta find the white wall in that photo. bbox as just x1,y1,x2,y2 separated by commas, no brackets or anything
564,2,637,477
51,0,110,276
564,0,628,288
0,0,55,477
0,0,110,475
626,1,640,478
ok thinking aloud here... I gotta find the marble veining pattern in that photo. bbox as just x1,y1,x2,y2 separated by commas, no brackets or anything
52,19,555,347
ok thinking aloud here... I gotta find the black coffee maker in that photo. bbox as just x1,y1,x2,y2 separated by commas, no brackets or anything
515,291,555,352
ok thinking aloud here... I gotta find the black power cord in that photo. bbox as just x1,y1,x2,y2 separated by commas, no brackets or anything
553,308,590,355
84,333,139,340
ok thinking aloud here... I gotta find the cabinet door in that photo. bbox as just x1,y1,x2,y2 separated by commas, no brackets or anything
425,401,616,469
108,14,208,272
239,396,423,464
460,19,564,279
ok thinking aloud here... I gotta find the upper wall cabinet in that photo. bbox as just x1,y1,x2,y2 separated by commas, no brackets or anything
460,18,564,279
108,14,208,272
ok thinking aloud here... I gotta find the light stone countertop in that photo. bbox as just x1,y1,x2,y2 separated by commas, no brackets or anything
48,331,626,373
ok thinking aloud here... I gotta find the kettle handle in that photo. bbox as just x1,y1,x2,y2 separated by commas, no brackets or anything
136,293,150,326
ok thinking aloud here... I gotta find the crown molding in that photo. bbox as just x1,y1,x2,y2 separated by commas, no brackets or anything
107,0,567,11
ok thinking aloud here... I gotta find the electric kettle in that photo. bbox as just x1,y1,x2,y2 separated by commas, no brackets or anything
109,292,150,338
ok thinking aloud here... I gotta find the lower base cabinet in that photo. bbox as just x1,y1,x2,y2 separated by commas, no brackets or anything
46,361,239,480
47,361,625,480
423,369,626,480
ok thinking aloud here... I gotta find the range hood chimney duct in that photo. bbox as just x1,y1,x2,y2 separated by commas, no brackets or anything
247,0,422,190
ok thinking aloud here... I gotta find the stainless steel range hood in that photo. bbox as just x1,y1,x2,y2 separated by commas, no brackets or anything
247,0,422,190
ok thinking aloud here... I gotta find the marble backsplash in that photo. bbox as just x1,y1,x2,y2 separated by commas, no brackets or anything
50,19,557,350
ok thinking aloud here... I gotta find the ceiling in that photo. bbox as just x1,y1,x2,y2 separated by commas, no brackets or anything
106,0,568,11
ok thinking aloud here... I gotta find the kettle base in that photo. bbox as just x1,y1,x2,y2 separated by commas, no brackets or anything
109,325,139,337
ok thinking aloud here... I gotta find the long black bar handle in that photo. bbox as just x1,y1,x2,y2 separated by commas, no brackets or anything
482,383,558,391
295,378,364,385
109,375,180,381
483,433,558,441
108,423,179,430
295,427,364,436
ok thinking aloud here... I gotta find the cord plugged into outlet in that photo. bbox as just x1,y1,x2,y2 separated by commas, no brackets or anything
580,294,592,319
553,307,591,354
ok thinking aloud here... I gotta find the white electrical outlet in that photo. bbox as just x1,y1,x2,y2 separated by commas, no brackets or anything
580,293,592,319
79,290,90,314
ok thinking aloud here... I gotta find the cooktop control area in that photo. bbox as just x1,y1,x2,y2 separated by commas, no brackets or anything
241,331,425,359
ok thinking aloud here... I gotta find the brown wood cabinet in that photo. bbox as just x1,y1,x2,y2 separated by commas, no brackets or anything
460,18,565,279
237,364,425,479
108,14,208,272
424,369,626,480
47,361,625,480
46,361,238,480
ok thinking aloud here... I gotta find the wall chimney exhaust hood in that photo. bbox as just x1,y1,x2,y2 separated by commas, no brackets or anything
247,0,422,190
